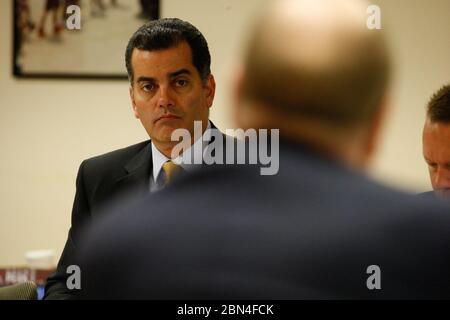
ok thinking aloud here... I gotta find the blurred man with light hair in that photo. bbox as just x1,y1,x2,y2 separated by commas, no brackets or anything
78,0,450,299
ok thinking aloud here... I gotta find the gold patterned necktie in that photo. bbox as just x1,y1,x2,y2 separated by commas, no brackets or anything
161,160,184,188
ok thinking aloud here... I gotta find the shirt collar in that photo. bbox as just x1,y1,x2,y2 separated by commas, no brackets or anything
151,121,212,182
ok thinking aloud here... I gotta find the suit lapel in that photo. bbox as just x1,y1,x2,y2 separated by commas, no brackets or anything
115,142,153,198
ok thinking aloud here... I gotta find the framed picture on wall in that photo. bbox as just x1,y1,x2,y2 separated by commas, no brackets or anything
13,0,160,79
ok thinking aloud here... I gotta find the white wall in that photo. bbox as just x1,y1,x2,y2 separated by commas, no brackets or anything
0,0,449,266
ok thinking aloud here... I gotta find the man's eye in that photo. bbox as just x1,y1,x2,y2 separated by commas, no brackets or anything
428,163,438,170
142,84,155,92
175,79,188,87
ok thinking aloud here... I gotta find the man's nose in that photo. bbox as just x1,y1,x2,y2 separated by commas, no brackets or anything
157,85,175,108
434,167,450,189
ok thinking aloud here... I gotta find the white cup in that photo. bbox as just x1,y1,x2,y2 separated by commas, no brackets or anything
25,250,55,269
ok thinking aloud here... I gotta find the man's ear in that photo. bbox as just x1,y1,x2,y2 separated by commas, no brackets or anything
204,74,216,108
129,85,139,119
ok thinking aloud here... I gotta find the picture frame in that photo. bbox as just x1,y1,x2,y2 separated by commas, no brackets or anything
13,0,160,79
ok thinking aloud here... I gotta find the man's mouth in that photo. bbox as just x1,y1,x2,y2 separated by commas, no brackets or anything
155,114,181,123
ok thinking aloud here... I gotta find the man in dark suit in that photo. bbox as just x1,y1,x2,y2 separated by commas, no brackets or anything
77,0,450,299
44,18,226,299
421,84,450,200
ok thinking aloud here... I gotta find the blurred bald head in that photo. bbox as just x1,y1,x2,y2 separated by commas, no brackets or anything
235,0,391,165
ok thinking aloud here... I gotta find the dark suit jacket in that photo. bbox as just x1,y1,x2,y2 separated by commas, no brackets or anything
44,140,152,299
45,123,228,299
77,140,450,299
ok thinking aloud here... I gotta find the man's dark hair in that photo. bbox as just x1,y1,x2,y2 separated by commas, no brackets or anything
125,18,211,85
427,84,450,123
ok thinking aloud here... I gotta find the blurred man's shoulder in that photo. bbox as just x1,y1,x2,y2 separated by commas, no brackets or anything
417,190,436,199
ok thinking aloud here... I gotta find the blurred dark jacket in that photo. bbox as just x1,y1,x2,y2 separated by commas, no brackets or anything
77,139,450,299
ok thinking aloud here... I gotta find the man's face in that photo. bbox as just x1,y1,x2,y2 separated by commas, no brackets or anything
130,41,215,147
423,119,450,198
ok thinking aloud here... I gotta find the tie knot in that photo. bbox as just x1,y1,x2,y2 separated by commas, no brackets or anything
161,160,184,187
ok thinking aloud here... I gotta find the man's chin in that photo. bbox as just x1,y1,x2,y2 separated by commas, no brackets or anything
152,127,183,144
156,119,185,130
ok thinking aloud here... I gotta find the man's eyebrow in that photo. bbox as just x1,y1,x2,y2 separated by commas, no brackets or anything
136,70,191,83
424,157,450,167
169,69,191,78
136,76,155,83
